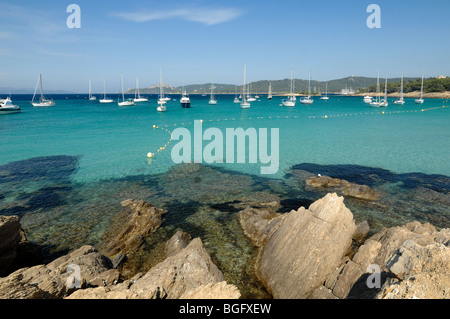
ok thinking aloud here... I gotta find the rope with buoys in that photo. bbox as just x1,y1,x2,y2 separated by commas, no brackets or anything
147,104,449,158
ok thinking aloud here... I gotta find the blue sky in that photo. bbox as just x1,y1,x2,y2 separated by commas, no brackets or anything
0,0,449,92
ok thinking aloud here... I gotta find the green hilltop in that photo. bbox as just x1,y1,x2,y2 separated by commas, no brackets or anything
126,76,448,95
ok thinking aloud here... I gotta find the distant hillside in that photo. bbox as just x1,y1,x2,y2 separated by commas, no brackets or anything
0,87,75,94
125,76,423,95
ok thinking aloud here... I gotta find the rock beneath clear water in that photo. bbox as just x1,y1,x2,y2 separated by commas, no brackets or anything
100,199,166,258
0,215,42,276
353,220,370,242
165,231,191,258
238,206,282,247
256,193,356,299
306,175,379,201
0,216,22,275
0,245,115,299
67,233,241,299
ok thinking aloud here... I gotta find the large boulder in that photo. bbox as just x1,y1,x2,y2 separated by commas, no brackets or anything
256,193,356,299
323,221,450,299
0,245,117,299
0,216,22,276
67,233,241,299
377,240,450,299
0,215,42,277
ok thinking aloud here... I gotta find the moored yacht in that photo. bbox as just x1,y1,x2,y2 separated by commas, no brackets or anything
363,95,373,103
300,68,314,105
180,81,191,108
99,78,114,103
415,76,425,104
31,74,55,107
394,74,405,105
240,64,251,109
118,73,136,106
282,68,296,107
320,82,329,100
133,77,148,102
0,97,21,114
208,75,218,105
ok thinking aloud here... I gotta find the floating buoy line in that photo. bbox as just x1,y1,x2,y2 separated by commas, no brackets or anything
147,104,449,159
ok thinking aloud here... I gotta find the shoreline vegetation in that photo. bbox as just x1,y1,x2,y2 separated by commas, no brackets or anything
3,75,449,98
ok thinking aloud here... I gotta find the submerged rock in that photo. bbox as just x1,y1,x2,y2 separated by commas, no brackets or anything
306,175,379,201
99,199,166,258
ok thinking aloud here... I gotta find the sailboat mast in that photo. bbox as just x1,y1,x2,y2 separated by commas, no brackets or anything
243,64,247,103
376,73,380,103
103,78,106,99
121,73,125,102
400,75,404,99
384,76,388,100
420,76,424,99
39,74,44,102
308,68,311,98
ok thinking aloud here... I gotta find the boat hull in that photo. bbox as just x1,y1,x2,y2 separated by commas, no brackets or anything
300,99,314,105
240,103,250,109
32,101,55,107
118,101,136,106
134,98,148,102
0,108,21,114
99,99,114,104
282,101,295,107
209,100,218,105
181,102,191,108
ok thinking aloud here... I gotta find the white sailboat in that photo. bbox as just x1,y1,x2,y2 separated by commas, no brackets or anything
394,74,405,105
157,70,167,112
118,73,135,106
208,74,218,105
282,68,296,107
99,78,114,103
300,68,314,105
89,79,97,101
370,73,382,107
415,76,425,104
240,64,250,109
233,85,240,103
380,76,388,107
320,82,329,100
246,82,256,102
31,74,55,107
180,81,191,108
0,97,21,114
134,77,148,102
268,81,273,100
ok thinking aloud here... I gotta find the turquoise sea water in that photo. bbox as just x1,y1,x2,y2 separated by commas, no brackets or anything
1,94,449,298
1,94,449,181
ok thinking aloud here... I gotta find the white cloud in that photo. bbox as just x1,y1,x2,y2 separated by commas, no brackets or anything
111,6,243,26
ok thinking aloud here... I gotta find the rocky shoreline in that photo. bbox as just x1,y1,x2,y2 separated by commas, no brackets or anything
1,193,449,299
